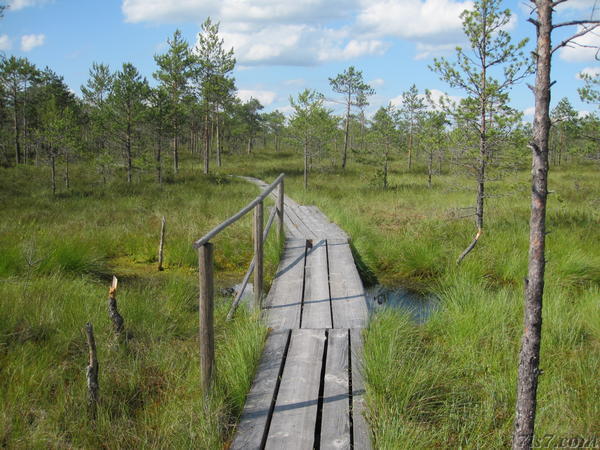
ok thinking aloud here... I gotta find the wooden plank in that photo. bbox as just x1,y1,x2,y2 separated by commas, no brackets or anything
266,329,326,449
301,240,332,329
265,239,306,330
327,239,369,329
297,206,329,238
307,206,347,239
321,329,351,450
286,205,316,239
350,329,371,449
231,330,290,450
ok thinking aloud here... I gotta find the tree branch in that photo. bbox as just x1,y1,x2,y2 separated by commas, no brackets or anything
551,23,600,54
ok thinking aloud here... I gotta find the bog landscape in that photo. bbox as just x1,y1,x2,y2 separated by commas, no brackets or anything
0,0,599,448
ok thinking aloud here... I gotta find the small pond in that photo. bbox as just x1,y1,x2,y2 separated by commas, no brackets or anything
365,285,438,323
226,282,438,323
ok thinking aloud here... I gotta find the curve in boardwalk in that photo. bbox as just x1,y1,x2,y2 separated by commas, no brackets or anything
231,177,371,450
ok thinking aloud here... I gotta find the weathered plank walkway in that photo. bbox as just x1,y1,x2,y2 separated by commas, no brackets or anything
231,178,371,450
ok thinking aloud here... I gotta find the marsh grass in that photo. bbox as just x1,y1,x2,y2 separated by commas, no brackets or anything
222,151,599,448
0,163,274,448
2,151,598,448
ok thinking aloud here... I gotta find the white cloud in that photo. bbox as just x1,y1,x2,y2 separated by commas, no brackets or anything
215,24,385,65
414,42,457,60
578,66,600,78
559,26,600,62
578,110,593,118
8,0,50,10
123,0,476,65
356,0,472,40
122,0,356,24
20,34,45,51
523,106,535,117
0,34,12,51
369,78,385,87
237,89,277,106
556,0,600,12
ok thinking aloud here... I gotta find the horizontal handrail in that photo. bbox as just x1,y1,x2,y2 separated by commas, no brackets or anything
226,205,279,321
193,173,285,249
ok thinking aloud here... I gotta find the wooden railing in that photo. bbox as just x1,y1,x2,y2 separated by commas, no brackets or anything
192,173,285,391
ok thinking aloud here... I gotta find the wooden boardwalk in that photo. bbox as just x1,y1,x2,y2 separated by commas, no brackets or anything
231,178,371,449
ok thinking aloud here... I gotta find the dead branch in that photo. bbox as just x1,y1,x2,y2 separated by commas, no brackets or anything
85,322,99,420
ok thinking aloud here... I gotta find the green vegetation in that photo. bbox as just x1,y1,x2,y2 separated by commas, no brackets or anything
0,164,285,448
226,151,599,448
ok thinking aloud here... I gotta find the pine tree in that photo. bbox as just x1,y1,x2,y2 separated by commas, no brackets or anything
193,17,236,173
108,63,149,183
329,66,374,169
154,29,194,175
431,0,531,264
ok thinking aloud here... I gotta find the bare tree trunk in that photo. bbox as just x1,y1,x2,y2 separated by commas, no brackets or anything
204,107,210,175
408,132,413,171
126,116,132,184
158,216,166,271
173,120,179,175
50,152,56,197
64,151,70,189
85,322,99,420
342,99,350,169
216,110,222,168
108,276,124,338
304,140,308,190
13,87,21,165
513,2,552,447
428,149,433,188
247,137,253,155
156,132,162,185
383,149,388,189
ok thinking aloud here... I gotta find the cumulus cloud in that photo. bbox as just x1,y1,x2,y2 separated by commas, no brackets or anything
559,26,600,62
123,0,475,65
356,0,472,40
0,34,12,51
8,0,50,10
122,0,356,25
369,78,385,87
20,34,45,51
237,89,277,106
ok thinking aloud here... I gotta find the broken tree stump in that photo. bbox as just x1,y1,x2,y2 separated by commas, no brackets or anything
108,276,124,338
85,322,99,419
158,216,166,271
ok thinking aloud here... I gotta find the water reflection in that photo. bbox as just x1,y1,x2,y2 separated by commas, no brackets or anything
365,285,438,323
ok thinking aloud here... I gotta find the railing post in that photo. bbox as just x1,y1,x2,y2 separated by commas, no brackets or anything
198,242,214,393
277,178,284,240
254,201,264,310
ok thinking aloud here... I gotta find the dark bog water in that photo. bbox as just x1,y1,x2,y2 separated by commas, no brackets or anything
365,285,438,323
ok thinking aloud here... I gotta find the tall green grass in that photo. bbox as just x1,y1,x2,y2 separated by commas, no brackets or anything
222,150,599,447
0,163,277,447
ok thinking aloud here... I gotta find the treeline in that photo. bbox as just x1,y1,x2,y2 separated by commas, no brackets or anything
0,15,598,195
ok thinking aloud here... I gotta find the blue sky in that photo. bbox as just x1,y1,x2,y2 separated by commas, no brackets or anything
1,0,599,119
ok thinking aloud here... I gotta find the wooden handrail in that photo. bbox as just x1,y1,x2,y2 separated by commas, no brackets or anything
226,205,278,321
193,173,285,248
194,173,285,394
